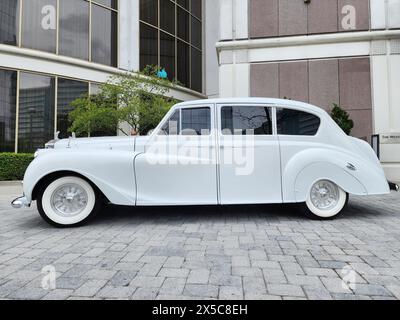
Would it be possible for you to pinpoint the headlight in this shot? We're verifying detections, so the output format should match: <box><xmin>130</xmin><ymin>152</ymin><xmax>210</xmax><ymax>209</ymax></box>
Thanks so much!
<box><xmin>34</xmin><ymin>150</ymin><xmax>40</xmax><ymax>158</ymax></box>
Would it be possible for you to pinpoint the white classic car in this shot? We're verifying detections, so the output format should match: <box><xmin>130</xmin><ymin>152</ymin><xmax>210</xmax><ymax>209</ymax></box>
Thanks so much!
<box><xmin>12</xmin><ymin>98</ymin><xmax>398</xmax><ymax>227</ymax></box>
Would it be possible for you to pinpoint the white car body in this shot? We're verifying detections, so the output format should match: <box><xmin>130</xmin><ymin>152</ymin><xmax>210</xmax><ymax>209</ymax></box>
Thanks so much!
<box><xmin>13</xmin><ymin>98</ymin><xmax>394</xmax><ymax>224</ymax></box>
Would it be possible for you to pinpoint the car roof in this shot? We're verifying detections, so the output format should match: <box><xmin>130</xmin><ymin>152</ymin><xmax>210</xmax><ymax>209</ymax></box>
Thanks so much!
<box><xmin>175</xmin><ymin>98</ymin><xmax>327</xmax><ymax>116</ymax></box>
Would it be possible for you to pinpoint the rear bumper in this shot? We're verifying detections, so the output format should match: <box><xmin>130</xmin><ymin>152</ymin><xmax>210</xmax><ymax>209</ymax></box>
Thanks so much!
<box><xmin>388</xmin><ymin>181</ymin><xmax>399</xmax><ymax>192</ymax></box>
<box><xmin>11</xmin><ymin>196</ymin><xmax>31</xmax><ymax>209</ymax></box>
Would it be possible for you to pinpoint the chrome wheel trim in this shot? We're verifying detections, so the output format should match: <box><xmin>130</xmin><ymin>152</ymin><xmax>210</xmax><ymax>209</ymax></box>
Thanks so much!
<box><xmin>50</xmin><ymin>183</ymin><xmax>88</xmax><ymax>217</ymax></box>
<box><xmin>310</xmin><ymin>180</ymin><xmax>340</xmax><ymax>211</ymax></box>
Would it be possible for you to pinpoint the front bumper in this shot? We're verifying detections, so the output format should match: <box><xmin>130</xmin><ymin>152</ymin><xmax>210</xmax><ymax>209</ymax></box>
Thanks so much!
<box><xmin>388</xmin><ymin>181</ymin><xmax>399</xmax><ymax>192</ymax></box>
<box><xmin>11</xmin><ymin>196</ymin><xmax>31</xmax><ymax>209</ymax></box>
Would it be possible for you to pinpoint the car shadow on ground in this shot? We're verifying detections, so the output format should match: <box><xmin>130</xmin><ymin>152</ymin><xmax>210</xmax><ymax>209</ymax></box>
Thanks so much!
<box><xmin>16</xmin><ymin>196</ymin><xmax>395</xmax><ymax>229</ymax></box>
<box><xmin>97</xmin><ymin>203</ymin><xmax>303</xmax><ymax>222</ymax></box>
<box><xmin>90</xmin><ymin>199</ymin><xmax>383</xmax><ymax>226</ymax></box>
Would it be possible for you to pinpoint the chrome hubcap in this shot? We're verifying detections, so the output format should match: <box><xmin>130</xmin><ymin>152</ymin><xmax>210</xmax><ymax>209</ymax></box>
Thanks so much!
<box><xmin>51</xmin><ymin>183</ymin><xmax>88</xmax><ymax>217</ymax></box>
<box><xmin>310</xmin><ymin>181</ymin><xmax>340</xmax><ymax>210</ymax></box>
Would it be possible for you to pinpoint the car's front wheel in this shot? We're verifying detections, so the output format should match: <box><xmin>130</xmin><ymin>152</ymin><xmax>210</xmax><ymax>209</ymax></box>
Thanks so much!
<box><xmin>302</xmin><ymin>180</ymin><xmax>348</xmax><ymax>220</ymax></box>
<box><xmin>37</xmin><ymin>176</ymin><xmax>101</xmax><ymax>227</ymax></box>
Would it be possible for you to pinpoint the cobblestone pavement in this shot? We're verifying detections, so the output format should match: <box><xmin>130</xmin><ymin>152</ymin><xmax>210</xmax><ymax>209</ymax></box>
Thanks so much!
<box><xmin>1</xmin><ymin>183</ymin><xmax>400</xmax><ymax>300</ymax></box>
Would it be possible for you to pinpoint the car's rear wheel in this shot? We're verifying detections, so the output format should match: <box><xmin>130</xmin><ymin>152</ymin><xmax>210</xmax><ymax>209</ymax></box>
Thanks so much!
<box><xmin>302</xmin><ymin>180</ymin><xmax>348</xmax><ymax>220</ymax></box>
<box><xmin>37</xmin><ymin>176</ymin><xmax>101</xmax><ymax>227</ymax></box>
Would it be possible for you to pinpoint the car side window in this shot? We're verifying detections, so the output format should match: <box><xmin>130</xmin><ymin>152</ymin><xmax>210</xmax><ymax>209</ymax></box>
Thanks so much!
<box><xmin>159</xmin><ymin>110</ymin><xmax>180</xmax><ymax>135</ymax></box>
<box><xmin>277</xmin><ymin>108</ymin><xmax>321</xmax><ymax>136</ymax></box>
<box><xmin>221</xmin><ymin>106</ymin><xmax>273</xmax><ymax>135</ymax></box>
<box><xmin>181</xmin><ymin>108</ymin><xmax>211</xmax><ymax>136</ymax></box>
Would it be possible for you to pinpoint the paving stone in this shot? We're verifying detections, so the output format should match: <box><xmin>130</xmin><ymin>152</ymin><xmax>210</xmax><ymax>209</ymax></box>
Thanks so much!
<box><xmin>262</xmin><ymin>268</ymin><xmax>287</xmax><ymax>284</ymax></box>
<box><xmin>74</xmin><ymin>280</ymin><xmax>107</xmax><ymax>297</ymax></box>
<box><xmin>8</xmin><ymin>287</ymin><xmax>48</xmax><ymax>300</ymax></box>
<box><xmin>267</xmin><ymin>284</ymin><xmax>305</xmax><ymax>297</ymax></box>
<box><xmin>219</xmin><ymin>286</ymin><xmax>243</xmax><ymax>300</ymax></box>
<box><xmin>96</xmin><ymin>285</ymin><xmax>136</xmax><ymax>299</ymax></box>
<box><xmin>83</xmin><ymin>269</ymin><xmax>117</xmax><ymax>280</ymax></box>
<box><xmin>303</xmin><ymin>286</ymin><xmax>333</xmax><ymax>300</ymax></box>
<box><xmin>352</xmin><ymin>284</ymin><xmax>393</xmax><ymax>297</ymax></box>
<box><xmin>110</xmin><ymin>270</ymin><xmax>137</xmax><ymax>287</ymax></box>
<box><xmin>158</xmin><ymin>268</ymin><xmax>189</xmax><ymax>278</ymax></box>
<box><xmin>55</xmin><ymin>277</ymin><xmax>87</xmax><ymax>290</ymax></box>
<box><xmin>183</xmin><ymin>284</ymin><xmax>218</xmax><ymax>298</ymax></box>
<box><xmin>320</xmin><ymin>277</ymin><xmax>352</xmax><ymax>294</ymax></box>
<box><xmin>132</xmin><ymin>287</ymin><xmax>158</xmax><ymax>300</ymax></box>
<box><xmin>42</xmin><ymin>289</ymin><xmax>74</xmax><ymax>300</ymax></box>
<box><xmin>130</xmin><ymin>276</ymin><xmax>165</xmax><ymax>288</ymax></box>
<box><xmin>187</xmin><ymin>269</ymin><xmax>210</xmax><ymax>284</ymax></box>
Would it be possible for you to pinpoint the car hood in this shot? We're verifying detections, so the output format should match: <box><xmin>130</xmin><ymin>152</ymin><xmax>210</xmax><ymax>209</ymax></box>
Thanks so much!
<box><xmin>53</xmin><ymin>136</ymin><xmax>136</xmax><ymax>151</ymax></box>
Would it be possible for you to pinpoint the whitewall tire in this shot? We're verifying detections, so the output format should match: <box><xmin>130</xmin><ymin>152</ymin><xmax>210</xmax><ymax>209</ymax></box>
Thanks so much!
<box><xmin>37</xmin><ymin>176</ymin><xmax>101</xmax><ymax>227</ymax></box>
<box><xmin>303</xmin><ymin>180</ymin><xmax>348</xmax><ymax>220</ymax></box>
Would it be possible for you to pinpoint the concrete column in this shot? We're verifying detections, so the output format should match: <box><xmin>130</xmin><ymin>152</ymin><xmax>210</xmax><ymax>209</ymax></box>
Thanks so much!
<box><xmin>119</xmin><ymin>0</ymin><xmax>140</xmax><ymax>72</ymax></box>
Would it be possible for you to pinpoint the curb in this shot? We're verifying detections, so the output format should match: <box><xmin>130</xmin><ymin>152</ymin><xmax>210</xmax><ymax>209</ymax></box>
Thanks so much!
<box><xmin>0</xmin><ymin>181</ymin><xmax>22</xmax><ymax>187</ymax></box>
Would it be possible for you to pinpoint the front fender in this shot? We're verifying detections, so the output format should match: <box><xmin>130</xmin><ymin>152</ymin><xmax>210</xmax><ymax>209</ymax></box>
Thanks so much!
<box><xmin>283</xmin><ymin>148</ymin><xmax>390</xmax><ymax>202</ymax></box>
<box><xmin>23</xmin><ymin>150</ymin><xmax>138</xmax><ymax>206</ymax></box>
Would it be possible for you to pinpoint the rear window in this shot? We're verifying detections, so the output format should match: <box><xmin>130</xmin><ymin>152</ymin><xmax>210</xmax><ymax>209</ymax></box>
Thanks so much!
<box><xmin>277</xmin><ymin>108</ymin><xmax>321</xmax><ymax>136</ymax></box>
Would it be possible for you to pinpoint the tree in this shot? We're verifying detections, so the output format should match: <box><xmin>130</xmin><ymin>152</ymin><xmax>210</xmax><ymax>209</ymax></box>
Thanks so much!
<box><xmin>330</xmin><ymin>103</ymin><xmax>354</xmax><ymax>135</ymax></box>
<box><xmin>68</xmin><ymin>66</ymin><xmax>178</xmax><ymax>137</ymax></box>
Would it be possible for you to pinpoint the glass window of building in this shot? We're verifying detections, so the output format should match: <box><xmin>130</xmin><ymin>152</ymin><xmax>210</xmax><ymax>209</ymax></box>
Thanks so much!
<box><xmin>59</xmin><ymin>0</ymin><xmax>90</xmax><ymax>60</ymax></box>
<box><xmin>160</xmin><ymin>0</ymin><xmax>175</xmax><ymax>35</ymax></box>
<box><xmin>160</xmin><ymin>32</ymin><xmax>175</xmax><ymax>81</ymax></box>
<box><xmin>140</xmin><ymin>23</ymin><xmax>159</xmax><ymax>71</ymax></box>
<box><xmin>177</xmin><ymin>6</ymin><xmax>189</xmax><ymax>42</ymax></box>
<box><xmin>140</xmin><ymin>0</ymin><xmax>158</xmax><ymax>26</ymax></box>
<box><xmin>140</xmin><ymin>0</ymin><xmax>203</xmax><ymax>93</ymax></box>
<box><xmin>0</xmin><ymin>69</ymin><xmax>17</xmax><ymax>152</ymax></box>
<box><xmin>22</xmin><ymin>0</ymin><xmax>57</xmax><ymax>53</ymax></box>
<box><xmin>18</xmin><ymin>73</ymin><xmax>55</xmax><ymax>153</ymax></box>
<box><xmin>57</xmin><ymin>78</ymin><xmax>89</xmax><ymax>139</ymax></box>
<box><xmin>91</xmin><ymin>3</ymin><xmax>118</xmax><ymax>67</ymax></box>
<box><xmin>177</xmin><ymin>0</ymin><xmax>189</xmax><ymax>10</ymax></box>
<box><xmin>0</xmin><ymin>0</ymin><xmax>20</xmax><ymax>46</ymax></box>
<box><xmin>1</xmin><ymin>0</ymin><xmax>118</xmax><ymax>66</ymax></box>
<box><xmin>93</xmin><ymin>0</ymin><xmax>118</xmax><ymax>10</ymax></box>
<box><xmin>177</xmin><ymin>40</ymin><xmax>190</xmax><ymax>87</ymax></box>
<box><xmin>191</xmin><ymin>47</ymin><xmax>202</xmax><ymax>93</ymax></box>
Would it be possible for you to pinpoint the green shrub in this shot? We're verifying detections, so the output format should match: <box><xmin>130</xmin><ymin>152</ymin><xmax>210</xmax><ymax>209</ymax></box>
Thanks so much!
<box><xmin>331</xmin><ymin>103</ymin><xmax>354</xmax><ymax>135</ymax></box>
<box><xmin>0</xmin><ymin>153</ymin><xmax>34</xmax><ymax>181</ymax></box>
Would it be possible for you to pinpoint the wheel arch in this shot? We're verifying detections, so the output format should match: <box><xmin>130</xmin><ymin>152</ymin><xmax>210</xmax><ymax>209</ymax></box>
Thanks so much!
<box><xmin>31</xmin><ymin>171</ymin><xmax>109</xmax><ymax>203</ymax></box>
<box><xmin>293</xmin><ymin>162</ymin><xmax>367</xmax><ymax>202</ymax></box>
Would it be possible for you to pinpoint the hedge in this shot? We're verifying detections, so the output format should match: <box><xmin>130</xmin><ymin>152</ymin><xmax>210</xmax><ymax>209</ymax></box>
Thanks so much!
<box><xmin>0</xmin><ymin>153</ymin><xmax>34</xmax><ymax>181</ymax></box>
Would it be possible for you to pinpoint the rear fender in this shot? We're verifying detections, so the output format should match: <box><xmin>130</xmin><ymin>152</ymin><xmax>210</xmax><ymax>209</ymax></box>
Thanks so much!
<box><xmin>282</xmin><ymin>148</ymin><xmax>389</xmax><ymax>203</ymax></box>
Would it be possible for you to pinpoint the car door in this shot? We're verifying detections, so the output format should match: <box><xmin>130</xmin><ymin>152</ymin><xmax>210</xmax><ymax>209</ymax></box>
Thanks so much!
<box><xmin>135</xmin><ymin>105</ymin><xmax>218</xmax><ymax>206</ymax></box>
<box><xmin>217</xmin><ymin>104</ymin><xmax>282</xmax><ymax>204</ymax></box>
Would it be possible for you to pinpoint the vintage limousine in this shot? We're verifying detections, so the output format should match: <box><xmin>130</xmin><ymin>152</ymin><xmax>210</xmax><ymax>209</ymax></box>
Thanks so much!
<box><xmin>12</xmin><ymin>98</ymin><xmax>398</xmax><ymax>227</ymax></box>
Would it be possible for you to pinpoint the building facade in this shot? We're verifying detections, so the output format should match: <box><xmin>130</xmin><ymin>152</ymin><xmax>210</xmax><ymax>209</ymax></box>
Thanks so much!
<box><xmin>214</xmin><ymin>0</ymin><xmax>400</xmax><ymax>181</ymax></box>
<box><xmin>1</xmin><ymin>0</ymin><xmax>400</xmax><ymax>181</ymax></box>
